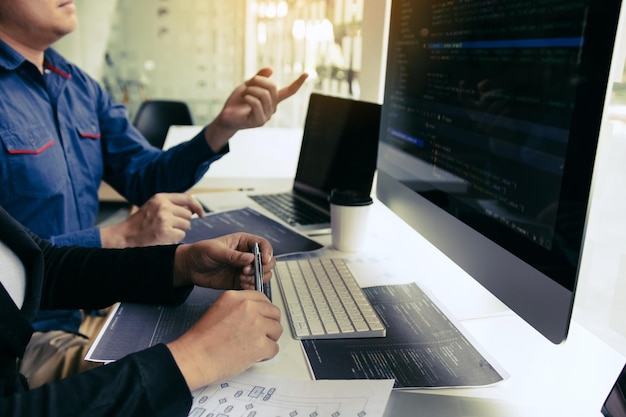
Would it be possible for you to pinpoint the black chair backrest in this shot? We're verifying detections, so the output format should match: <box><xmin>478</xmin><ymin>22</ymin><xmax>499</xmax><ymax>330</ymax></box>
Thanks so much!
<box><xmin>133</xmin><ymin>100</ymin><xmax>193</xmax><ymax>149</ymax></box>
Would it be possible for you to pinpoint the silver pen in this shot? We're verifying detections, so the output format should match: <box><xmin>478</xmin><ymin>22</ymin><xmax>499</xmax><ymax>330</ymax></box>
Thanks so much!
<box><xmin>253</xmin><ymin>242</ymin><xmax>263</xmax><ymax>292</ymax></box>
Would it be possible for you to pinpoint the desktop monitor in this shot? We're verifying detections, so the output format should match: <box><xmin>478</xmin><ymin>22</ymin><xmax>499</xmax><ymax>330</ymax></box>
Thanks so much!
<box><xmin>376</xmin><ymin>0</ymin><xmax>622</xmax><ymax>344</ymax></box>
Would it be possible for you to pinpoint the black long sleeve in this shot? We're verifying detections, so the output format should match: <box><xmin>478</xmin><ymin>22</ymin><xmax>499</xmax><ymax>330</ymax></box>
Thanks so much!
<box><xmin>1</xmin><ymin>344</ymin><xmax>192</xmax><ymax>417</ymax></box>
<box><xmin>38</xmin><ymin>236</ymin><xmax>192</xmax><ymax>310</ymax></box>
<box><xmin>0</xmin><ymin>206</ymin><xmax>193</xmax><ymax>416</ymax></box>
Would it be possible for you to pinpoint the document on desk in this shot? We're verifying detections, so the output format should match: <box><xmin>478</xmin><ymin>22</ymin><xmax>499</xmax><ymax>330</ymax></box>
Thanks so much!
<box><xmin>182</xmin><ymin>206</ymin><xmax>323</xmax><ymax>255</ymax></box>
<box><xmin>301</xmin><ymin>282</ymin><xmax>509</xmax><ymax>389</ymax></box>
<box><xmin>86</xmin><ymin>286</ymin><xmax>224</xmax><ymax>363</ymax></box>
<box><xmin>188</xmin><ymin>373</ymin><xmax>394</xmax><ymax>417</ymax></box>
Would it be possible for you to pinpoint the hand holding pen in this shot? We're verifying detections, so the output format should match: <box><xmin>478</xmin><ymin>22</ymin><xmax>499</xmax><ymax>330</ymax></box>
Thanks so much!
<box><xmin>172</xmin><ymin>233</ymin><xmax>274</xmax><ymax>292</ymax></box>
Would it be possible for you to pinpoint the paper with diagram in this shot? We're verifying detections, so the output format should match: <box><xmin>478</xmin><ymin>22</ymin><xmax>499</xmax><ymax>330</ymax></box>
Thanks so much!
<box><xmin>188</xmin><ymin>373</ymin><xmax>394</xmax><ymax>417</ymax></box>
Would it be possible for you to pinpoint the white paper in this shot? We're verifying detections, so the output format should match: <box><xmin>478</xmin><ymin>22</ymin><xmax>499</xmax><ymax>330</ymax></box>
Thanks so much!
<box><xmin>188</xmin><ymin>373</ymin><xmax>394</xmax><ymax>417</ymax></box>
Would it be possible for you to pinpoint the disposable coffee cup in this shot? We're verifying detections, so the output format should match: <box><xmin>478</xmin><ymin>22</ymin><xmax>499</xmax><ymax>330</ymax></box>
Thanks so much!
<box><xmin>328</xmin><ymin>189</ymin><xmax>373</xmax><ymax>252</ymax></box>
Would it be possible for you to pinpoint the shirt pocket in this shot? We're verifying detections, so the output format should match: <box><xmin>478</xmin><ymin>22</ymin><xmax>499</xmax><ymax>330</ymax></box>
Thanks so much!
<box><xmin>74</xmin><ymin>120</ymin><xmax>104</xmax><ymax>178</ymax></box>
<box><xmin>0</xmin><ymin>125</ymin><xmax>70</xmax><ymax>198</ymax></box>
<box><xmin>76</xmin><ymin>122</ymin><xmax>101</xmax><ymax>141</ymax></box>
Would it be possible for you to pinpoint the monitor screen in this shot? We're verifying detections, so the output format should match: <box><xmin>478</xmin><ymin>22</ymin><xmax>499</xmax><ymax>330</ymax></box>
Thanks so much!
<box><xmin>376</xmin><ymin>0</ymin><xmax>622</xmax><ymax>343</ymax></box>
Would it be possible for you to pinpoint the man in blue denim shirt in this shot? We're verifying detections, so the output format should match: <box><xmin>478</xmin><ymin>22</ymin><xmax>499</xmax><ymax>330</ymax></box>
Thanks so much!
<box><xmin>0</xmin><ymin>0</ymin><xmax>307</xmax><ymax>387</ymax></box>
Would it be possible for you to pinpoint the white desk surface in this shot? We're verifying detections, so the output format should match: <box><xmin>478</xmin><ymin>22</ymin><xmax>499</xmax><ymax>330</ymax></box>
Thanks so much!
<box><xmin>171</xmin><ymin>124</ymin><xmax>626</xmax><ymax>416</ymax></box>
<box><xmin>164</xmin><ymin>125</ymin><xmax>303</xmax><ymax>193</ymax></box>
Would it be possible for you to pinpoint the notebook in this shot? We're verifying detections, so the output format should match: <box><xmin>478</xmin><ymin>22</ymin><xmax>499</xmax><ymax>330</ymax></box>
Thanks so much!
<box><xmin>195</xmin><ymin>93</ymin><xmax>381</xmax><ymax>235</ymax></box>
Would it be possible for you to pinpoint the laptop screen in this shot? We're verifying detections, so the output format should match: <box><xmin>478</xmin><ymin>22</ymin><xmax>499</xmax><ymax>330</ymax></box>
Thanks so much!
<box><xmin>293</xmin><ymin>93</ymin><xmax>381</xmax><ymax>205</ymax></box>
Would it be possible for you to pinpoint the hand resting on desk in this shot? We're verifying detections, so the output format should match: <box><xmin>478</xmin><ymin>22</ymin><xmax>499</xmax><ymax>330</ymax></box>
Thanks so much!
<box><xmin>100</xmin><ymin>192</ymin><xmax>205</xmax><ymax>248</ymax></box>
<box><xmin>168</xmin><ymin>232</ymin><xmax>281</xmax><ymax>391</ymax></box>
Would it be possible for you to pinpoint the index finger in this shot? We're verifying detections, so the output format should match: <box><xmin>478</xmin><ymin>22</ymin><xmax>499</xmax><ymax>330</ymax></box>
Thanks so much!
<box><xmin>189</xmin><ymin>195</ymin><xmax>206</xmax><ymax>217</ymax></box>
<box><xmin>257</xmin><ymin>239</ymin><xmax>274</xmax><ymax>264</ymax></box>
<box><xmin>241</xmin><ymin>234</ymin><xmax>274</xmax><ymax>263</ymax></box>
<box><xmin>164</xmin><ymin>193</ymin><xmax>206</xmax><ymax>217</ymax></box>
<box><xmin>277</xmin><ymin>73</ymin><xmax>308</xmax><ymax>103</ymax></box>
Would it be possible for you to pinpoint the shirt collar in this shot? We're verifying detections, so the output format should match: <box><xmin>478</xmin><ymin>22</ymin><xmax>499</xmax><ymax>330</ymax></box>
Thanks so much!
<box><xmin>0</xmin><ymin>38</ymin><xmax>71</xmax><ymax>77</ymax></box>
<box><xmin>0</xmin><ymin>38</ymin><xmax>27</xmax><ymax>71</ymax></box>
<box><xmin>43</xmin><ymin>47</ymin><xmax>72</xmax><ymax>78</ymax></box>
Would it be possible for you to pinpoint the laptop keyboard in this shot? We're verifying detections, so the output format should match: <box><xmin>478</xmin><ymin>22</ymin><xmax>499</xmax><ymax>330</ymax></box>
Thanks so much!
<box><xmin>275</xmin><ymin>258</ymin><xmax>386</xmax><ymax>339</ymax></box>
<box><xmin>249</xmin><ymin>193</ymin><xmax>329</xmax><ymax>226</ymax></box>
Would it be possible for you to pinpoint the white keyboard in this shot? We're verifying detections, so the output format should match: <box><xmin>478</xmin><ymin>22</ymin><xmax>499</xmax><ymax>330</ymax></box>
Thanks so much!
<box><xmin>275</xmin><ymin>258</ymin><xmax>386</xmax><ymax>339</ymax></box>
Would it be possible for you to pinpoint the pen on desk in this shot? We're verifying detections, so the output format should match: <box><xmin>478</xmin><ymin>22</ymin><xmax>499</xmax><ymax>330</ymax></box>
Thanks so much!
<box><xmin>191</xmin><ymin>187</ymin><xmax>255</xmax><ymax>193</ymax></box>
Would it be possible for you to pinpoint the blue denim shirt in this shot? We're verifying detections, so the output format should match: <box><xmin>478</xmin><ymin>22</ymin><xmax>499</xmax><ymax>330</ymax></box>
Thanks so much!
<box><xmin>0</xmin><ymin>41</ymin><xmax>228</xmax><ymax>332</ymax></box>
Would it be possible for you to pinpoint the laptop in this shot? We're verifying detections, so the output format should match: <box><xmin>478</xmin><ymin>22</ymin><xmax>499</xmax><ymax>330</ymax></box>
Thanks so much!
<box><xmin>195</xmin><ymin>93</ymin><xmax>381</xmax><ymax>235</ymax></box>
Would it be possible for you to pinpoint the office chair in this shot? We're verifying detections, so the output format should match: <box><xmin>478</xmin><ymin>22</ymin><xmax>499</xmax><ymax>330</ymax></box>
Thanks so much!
<box><xmin>132</xmin><ymin>100</ymin><xmax>194</xmax><ymax>149</ymax></box>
